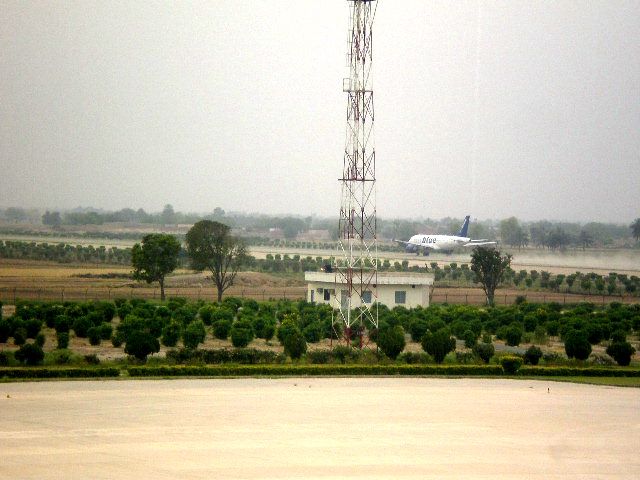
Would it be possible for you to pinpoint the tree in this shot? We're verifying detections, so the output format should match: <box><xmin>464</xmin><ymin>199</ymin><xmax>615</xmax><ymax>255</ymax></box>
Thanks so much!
<box><xmin>124</xmin><ymin>330</ymin><xmax>160</xmax><ymax>361</ymax></box>
<box><xmin>523</xmin><ymin>345</ymin><xmax>543</xmax><ymax>365</ymax></box>
<box><xmin>283</xmin><ymin>329</ymin><xmax>307</xmax><ymax>360</ymax></box>
<box><xmin>185</xmin><ymin>220</ymin><xmax>248</xmax><ymax>302</ymax></box>
<box><xmin>564</xmin><ymin>330</ymin><xmax>591</xmax><ymax>360</ymax></box>
<box><xmin>473</xmin><ymin>342</ymin><xmax>495</xmax><ymax>363</ymax></box>
<box><xmin>421</xmin><ymin>329</ymin><xmax>456</xmax><ymax>364</ymax></box>
<box><xmin>42</xmin><ymin>210</ymin><xmax>62</xmax><ymax>227</ymax></box>
<box><xmin>631</xmin><ymin>218</ymin><xmax>640</xmax><ymax>242</ymax></box>
<box><xmin>161</xmin><ymin>204</ymin><xmax>177</xmax><ymax>226</ymax></box>
<box><xmin>470</xmin><ymin>248</ymin><xmax>512</xmax><ymax>306</ymax></box>
<box><xmin>606</xmin><ymin>342</ymin><xmax>636</xmax><ymax>366</ymax></box>
<box><xmin>183</xmin><ymin>320</ymin><xmax>206</xmax><ymax>349</ymax></box>
<box><xmin>377</xmin><ymin>325</ymin><xmax>406</xmax><ymax>360</ymax></box>
<box><xmin>131</xmin><ymin>234</ymin><xmax>181</xmax><ymax>301</ymax></box>
<box><xmin>15</xmin><ymin>342</ymin><xmax>44</xmax><ymax>365</ymax></box>
<box><xmin>499</xmin><ymin>217</ymin><xmax>524</xmax><ymax>247</ymax></box>
<box><xmin>578</xmin><ymin>230</ymin><xmax>594</xmax><ymax>251</ymax></box>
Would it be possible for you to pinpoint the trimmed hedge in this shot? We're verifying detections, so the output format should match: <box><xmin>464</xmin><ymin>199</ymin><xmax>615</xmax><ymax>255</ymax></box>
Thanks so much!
<box><xmin>0</xmin><ymin>367</ymin><xmax>120</xmax><ymax>379</ymax></box>
<box><xmin>128</xmin><ymin>364</ymin><xmax>505</xmax><ymax>377</ymax></box>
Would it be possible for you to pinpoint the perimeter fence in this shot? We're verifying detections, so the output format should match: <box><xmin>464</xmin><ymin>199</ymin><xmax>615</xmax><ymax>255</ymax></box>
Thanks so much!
<box><xmin>0</xmin><ymin>285</ymin><xmax>637</xmax><ymax>306</ymax></box>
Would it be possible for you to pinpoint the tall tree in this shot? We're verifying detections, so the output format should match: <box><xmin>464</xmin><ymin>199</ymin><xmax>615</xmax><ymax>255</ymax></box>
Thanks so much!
<box><xmin>185</xmin><ymin>220</ymin><xmax>247</xmax><ymax>302</ymax></box>
<box><xmin>131</xmin><ymin>234</ymin><xmax>181</xmax><ymax>301</ymax></box>
<box><xmin>631</xmin><ymin>218</ymin><xmax>640</xmax><ymax>242</ymax></box>
<box><xmin>161</xmin><ymin>204</ymin><xmax>177</xmax><ymax>226</ymax></box>
<box><xmin>470</xmin><ymin>248</ymin><xmax>512</xmax><ymax>306</ymax></box>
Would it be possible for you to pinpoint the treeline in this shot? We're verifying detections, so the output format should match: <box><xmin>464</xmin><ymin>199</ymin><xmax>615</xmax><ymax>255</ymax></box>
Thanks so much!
<box><xmin>2</xmin><ymin>240</ymin><xmax>639</xmax><ymax>297</ymax></box>
<box><xmin>499</xmin><ymin>217</ymin><xmax>638</xmax><ymax>249</ymax></box>
<box><xmin>0</xmin><ymin>298</ymin><xmax>637</xmax><ymax>368</ymax></box>
<box><xmin>3</xmin><ymin>205</ymin><xmax>638</xmax><ymax>246</ymax></box>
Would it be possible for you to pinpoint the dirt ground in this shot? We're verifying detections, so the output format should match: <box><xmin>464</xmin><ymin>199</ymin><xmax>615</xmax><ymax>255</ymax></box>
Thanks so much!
<box><xmin>1</xmin><ymin>378</ymin><xmax>638</xmax><ymax>479</ymax></box>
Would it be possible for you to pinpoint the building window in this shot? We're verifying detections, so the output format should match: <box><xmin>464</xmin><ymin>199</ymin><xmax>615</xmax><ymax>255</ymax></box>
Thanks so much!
<box><xmin>362</xmin><ymin>290</ymin><xmax>372</xmax><ymax>304</ymax></box>
<box><xmin>395</xmin><ymin>290</ymin><xmax>406</xmax><ymax>304</ymax></box>
<box><xmin>311</xmin><ymin>290</ymin><xmax>315</xmax><ymax>303</ymax></box>
<box><xmin>324</xmin><ymin>289</ymin><xmax>331</xmax><ymax>301</ymax></box>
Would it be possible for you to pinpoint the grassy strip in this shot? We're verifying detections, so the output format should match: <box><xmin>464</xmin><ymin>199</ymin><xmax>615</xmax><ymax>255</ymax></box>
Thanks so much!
<box><xmin>521</xmin><ymin>376</ymin><xmax>640</xmax><ymax>388</ymax></box>
<box><xmin>520</xmin><ymin>366</ymin><xmax>640</xmax><ymax>377</ymax></box>
<box><xmin>0</xmin><ymin>367</ymin><xmax>120</xmax><ymax>379</ymax></box>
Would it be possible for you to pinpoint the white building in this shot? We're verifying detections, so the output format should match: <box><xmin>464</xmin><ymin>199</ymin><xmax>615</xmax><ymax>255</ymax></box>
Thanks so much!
<box><xmin>304</xmin><ymin>271</ymin><xmax>435</xmax><ymax>309</ymax></box>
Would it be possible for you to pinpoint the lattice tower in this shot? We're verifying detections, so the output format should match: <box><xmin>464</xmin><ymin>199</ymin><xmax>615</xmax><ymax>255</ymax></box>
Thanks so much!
<box><xmin>334</xmin><ymin>0</ymin><xmax>379</xmax><ymax>342</ymax></box>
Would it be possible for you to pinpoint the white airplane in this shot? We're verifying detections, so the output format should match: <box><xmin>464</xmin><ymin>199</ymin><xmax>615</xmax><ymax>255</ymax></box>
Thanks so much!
<box><xmin>394</xmin><ymin>216</ymin><xmax>497</xmax><ymax>256</ymax></box>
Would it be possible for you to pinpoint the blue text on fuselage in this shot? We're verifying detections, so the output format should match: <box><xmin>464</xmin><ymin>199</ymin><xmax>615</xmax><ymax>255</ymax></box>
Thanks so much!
<box><xmin>421</xmin><ymin>236</ymin><xmax>436</xmax><ymax>244</ymax></box>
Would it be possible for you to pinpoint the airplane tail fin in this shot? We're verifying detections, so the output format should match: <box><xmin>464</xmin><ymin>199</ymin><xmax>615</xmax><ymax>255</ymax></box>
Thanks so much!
<box><xmin>457</xmin><ymin>216</ymin><xmax>470</xmax><ymax>237</ymax></box>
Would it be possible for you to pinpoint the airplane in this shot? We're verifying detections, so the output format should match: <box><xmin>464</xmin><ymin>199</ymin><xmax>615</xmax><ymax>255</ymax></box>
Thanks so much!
<box><xmin>394</xmin><ymin>216</ymin><xmax>497</xmax><ymax>256</ymax></box>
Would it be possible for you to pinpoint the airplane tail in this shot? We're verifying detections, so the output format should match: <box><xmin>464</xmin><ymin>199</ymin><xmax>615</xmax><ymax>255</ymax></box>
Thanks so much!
<box><xmin>457</xmin><ymin>216</ymin><xmax>470</xmax><ymax>237</ymax></box>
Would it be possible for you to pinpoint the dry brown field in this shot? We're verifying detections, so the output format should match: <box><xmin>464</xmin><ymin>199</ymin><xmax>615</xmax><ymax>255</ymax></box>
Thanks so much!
<box><xmin>1</xmin><ymin>258</ymin><xmax>638</xmax><ymax>305</ymax></box>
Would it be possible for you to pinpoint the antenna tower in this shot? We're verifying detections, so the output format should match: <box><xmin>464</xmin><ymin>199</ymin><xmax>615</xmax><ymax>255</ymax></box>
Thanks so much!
<box><xmin>334</xmin><ymin>0</ymin><xmax>378</xmax><ymax>344</ymax></box>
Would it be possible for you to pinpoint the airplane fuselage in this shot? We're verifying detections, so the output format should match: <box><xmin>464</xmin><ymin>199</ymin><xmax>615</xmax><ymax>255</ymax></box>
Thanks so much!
<box><xmin>407</xmin><ymin>234</ymin><xmax>471</xmax><ymax>252</ymax></box>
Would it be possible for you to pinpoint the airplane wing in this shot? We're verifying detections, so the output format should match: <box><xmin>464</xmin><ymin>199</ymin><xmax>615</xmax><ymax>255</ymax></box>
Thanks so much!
<box><xmin>392</xmin><ymin>239</ymin><xmax>411</xmax><ymax>246</ymax></box>
<box><xmin>463</xmin><ymin>241</ymin><xmax>497</xmax><ymax>247</ymax></box>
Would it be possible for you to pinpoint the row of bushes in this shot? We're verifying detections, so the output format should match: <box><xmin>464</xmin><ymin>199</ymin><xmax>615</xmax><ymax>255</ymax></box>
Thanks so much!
<box><xmin>0</xmin><ymin>367</ymin><xmax>119</xmax><ymax>379</ymax></box>
<box><xmin>126</xmin><ymin>364</ymin><xmax>640</xmax><ymax>377</ymax></box>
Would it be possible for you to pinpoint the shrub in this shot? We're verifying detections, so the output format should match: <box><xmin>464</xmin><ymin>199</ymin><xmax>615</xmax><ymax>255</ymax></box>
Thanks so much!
<box><xmin>111</xmin><ymin>331</ymin><xmax>124</xmax><ymax>348</ymax></box>
<box><xmin>523</xmin><ymin>345</ymin><xmax>543</xmax><ymax>365</ymax></box>
<box><xmin>504</xmin><ymin>325</ymin><xmax>523</xmax><ymax>347</ymax></box>
<box><xmin>283</xmin><ymin>330</ymin><xmax>307</xmax><ymax>360</ymax></box>
<box><xmin>25</xmin><ymin>319</ymin><xmax>42</xmax><ymax>339</ymax></box>
<box><xmin>54</xmin><ymin>314</ymin><xmax>71</xmax><ymax>333</ymax></box>
<box><xmin>212</xmin><ymin>319</ymin><xmax>232</xmax><ymax>340</ymax></box>
<box><xmin>377</xmin><ymin>325</ymin><xmax>406</xmax><ymax>360</ymax></box>
<box><xmin>57</xmin><ymin>332</ymin><xmax>69</xmax><ymax>349</ymax></box>
<box><xmin>397</xmin><ymin>352</ymin><xmax>433</xmax><ymax>364</ymax></box>
<box><xmin>15</xmin><ymin>342</ymin><xmax>45</xmax><ymax>366</ymax></box>
<box><xmin>84</xmin><ymin>353</ymin><xmax>100</xmax><ymax>365</ymax></box>
<box><xmin>421</xmin><ymin>329</ymin><xmax>456</xmax><ymax>364</ymax></box>
<box><xmin>410</xmin><ymin>319</ymin><xmax>429</xmax><ymax>343</ymax></box>
<box><xmin>13</xmin><ymin>327</ymin><xmax>27</xmax><ymax>346</ymax></box>
<box><xmin>0</xmin><ymin>320</ymin><xmax>10</xmax><ymax>343</ymax></box>
<box><xmin>332</xmin><ymin>345</ymin><xmax>361</xmax><ymax>364</ymax></box>
<box><xmin>610</xmin><ymin>330</ymin><xmax>627</xmax><ymax>343</ymax></box>
<box><xmin>606</xmin><ymin>342</ymin><xmax>636</xmax><ymax>366</ymax></box>
<box><xmin>481</xmin><ymin>332</ymin><xmax>492</xmax><ymax>344</ymax></box>
<box><xmin>198</xmin><ymin>305</ymin><xmax>216</xmax><ymax>325</ymax></box>
<box><xmin>472</xmin><ymin>342</ymin><xmax>495</xmax><ymax>364</ymax></box>
<box><xmin>564</xmin><ymin>330</ymin><xmax>592</xmax><ymax>360</ymax></box>
<box><xmin>277</xmin><ymin>315</ymin><xmax>300</xmax><ymax>345</ymax></box>
<box><xmin>72</xmin><ymin>316</ymin><xmax>92</xmax><ymax>338</ymax></box>
<box><xmin>302</xmin><ymin>321</ymin><xmax>324</xmax><ymax>343</ymax></box>
<box><xmin>35</xmin><ymin>332</ymin><xmax>46</xmax><ymax>348</ymax></box>
<box><xmin>124</xmin><ymin>330</ymin><xmax>160</xmax><ymax>361</ymax></box>
<box><xmin>230</xmin><ymin>320</ymin><xmax>254</xmax><ymax>348</ymax></box>
<box><xmin>161</xmin><ymin>321</ymin><xmax>182</xmax><ymax>347</ymax></box>
<box><xmin>306</xmin><ymin>349</ymin><xmax>333</xmax><ymax>364</ymax></box>
<box><xmin>87</xmin><ymin>327</ymin><xmax>101</xmax><ymax>346</ymax></box>
<box><xmin>462</xmin><ymin>329</ymin><xmax>477</xmax><ymax>349</ymax></box>
<box><xmin>500</xmin><ymin>355</ymin><xmax>523</xmax><ymax>374</ymax></box>
<box><xmin>183</xmin><ymin>320</ymin><xmax>207</xmax><ymax>350</ymax></box>
<box><xmin>98</xmin><ymin>322</ymin><xmax>113</xmax><ymax>340</ymax></box>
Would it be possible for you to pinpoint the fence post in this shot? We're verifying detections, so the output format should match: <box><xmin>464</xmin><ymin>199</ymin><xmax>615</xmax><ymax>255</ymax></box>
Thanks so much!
<box><xmin>61</xmin><ymin>288</ymin><xmax>65</xmax><ymax>302</ymax></box>
<box><xmin>108</xmin><ymin>287</ymin><xmax>111</xmax><ymax>300</ymax></box>
<box><xmin>504</xmin><ymin>294</ymin><xmax>507</xmax><ymax>305</ymax></box>
<box><xmin>130</xmin><ymin>287</ymin><xmax>133</xmax><ymax>299</ymax></box>
<box><xmin>262</xmin><ymin>290</ymin><xmax>265</xmax><ymax>301</ymax></box>
<box><xmin>445</xmin><ymin>293</ymin><xmax>448</xmax><ymax>303</ymax></box>
<box><xmin>465</xmin><ymin>294</ymin><xmax>468</xmax><ymax>305</ymax></box>
<box><xmin>13</xmin><ymin>287</ymin><xmax>17</xmax><ymax>304</ymax></box>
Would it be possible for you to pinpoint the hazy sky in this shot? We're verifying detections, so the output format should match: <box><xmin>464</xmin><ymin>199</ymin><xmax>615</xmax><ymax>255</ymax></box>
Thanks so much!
<box><xmin>1</xmin><ymin>1</ymin><xmax>639</xmax><ymax>223</ymax></box>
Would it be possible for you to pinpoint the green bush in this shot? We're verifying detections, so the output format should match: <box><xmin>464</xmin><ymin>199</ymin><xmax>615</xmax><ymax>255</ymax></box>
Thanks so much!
<box><xmin>500</xmin><ymin>355</ymin><xmax>523</xmax><ymax>374</ymax></box>
<box><xmin>25</xmin><ymin>319</ymin><xmax>42</xmax><ymax>339</ymax></box>
<box><xmin>283</xmin><ymin>330</ymin><xmax>307</xmax><ymax>360</ymax></box>
<box><xmin>198</xmin><ymin>305</ymin><xmax>216</xmax><ymax>325</ymax></box>
<box><xmin>13</xmin><ymin>327</ymin><xmax>27</xmax><ymax>346</ymax></box>
<box><xmin>99</xmin><ymin>322</ymin><xmax>113</xmax><ymax>340</ymax></box>
<box><xmin>397</xmin><ymin>352</ymin><xmax>433</xmax><ymax>364</ymax></box>
<box><xmin>72</xmin><ymin>316</ymin><xmax>92</xmax><ymax>338</ymax></box>
<box><xmin>84</xmin><ymin>354</ymin><xmax>100</xmax><ymax>365</ymax></box>
<box><xmin>213</xmin><ymin>319</ymin><xmax>232</xmax><ymax>340</ymax></box>
<box><xmin>610</xmin><ymin>329</ymin><xmax>627</xmax><ymax>343</ymax></box>
<box><xmin>15</xmin><ymin>343</ymin><xmax>45</xmax><ymax>366</ymax></box>
<box><xmin>230</xmin><ymin>320</ymin><xmax>254</xmax><ymax>348</ymax></box>
<box><xmin>564</xmin><ymin>330</ymin><xmax>592</xmax><ymax>360</ymax></box>
<box><xmin>35</xmin><ymin>332</ymin><xmax>46</xmax><ymax>348</ymax></box>
<box><xmin>111</xmin><ymin>331</ymin><xmax>124</xmax><ymax>348</ymax></box>
<box><xmin>302</xmin><ymin>321</ymin><xmax>324</xmax><ymax>343</ymax></box>
<box><xmin>57</xmin><ymin>332</ymin><xmax>69</xmax><ymax>349</ymax></box>
<box><xmin>54</xmin><ymin>314</ymin><xmax>71</xmax><ymax>333</ymax></box>
<box><xmin>87</xmin><ymin>326</ymin><xmax>102</xmax><ymax>346</ymax></box>
<box><xmin>0</xmin><ymin>320</ymin><xmax>10</xmax><ymax>343</ymax></box>
<box><xmin>0</xmin><ymin>367</ymin><xmax>120</xmax><ymax>379</ymax></box>
<box><xmin>606</xmin><ymin>342</ymin><xmax>636</xmax><ymax>366</ymax></box>
<box><xmin>377</xmin><ymin>325</ymin><xmax>406</xmax><ymax>360</ymax></box>
<box><xmin>183</xmin><ymin>320</ymin><xmax>206</xmax><ymax>349</ymax></box>
<box><xmin>421</xmin><ymin>329</ymin><xmax>456</xmax><ymax>364</ymax></box>
<box><xmin>523</xmin><ymin>345</ymin><xmax>543</xmax><ymax>365</ymax></box>
<box><xmin>124</xmin><ymin>330</ymin><xmax>160</xmax><ymax>361</ymax></box>
<box><xmin>161</xmin><ymin>321</ymin><xmax>182</xmax><ymax>347</ymax></box>
<box><xmin>505</xmin><ymin>325</ymin><xmax>523</xmax><ymax>347</ymax></box>
<box><xmin>472</xmin><ymin>342</ymin><xmax>495</xmax><ymax>364</ymax></box>
<box><xmin>462</xmin><ymin>329</ymin><xmax>477</xmax><ymax>349</ymax></box>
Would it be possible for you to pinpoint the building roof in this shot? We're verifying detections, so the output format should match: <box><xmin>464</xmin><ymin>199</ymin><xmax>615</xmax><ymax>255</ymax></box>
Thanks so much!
<box><xmin>304</xmin><ymin>271</ymin><xmax>434</xmax><ymax>286</ymax></box>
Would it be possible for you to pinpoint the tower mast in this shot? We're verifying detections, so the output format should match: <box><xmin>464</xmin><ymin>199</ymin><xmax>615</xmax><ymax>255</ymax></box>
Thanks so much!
<box><xmin>334</xmin><ymin>0</ymin><xmax>378</xmax><ymax>343</ymax></box>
